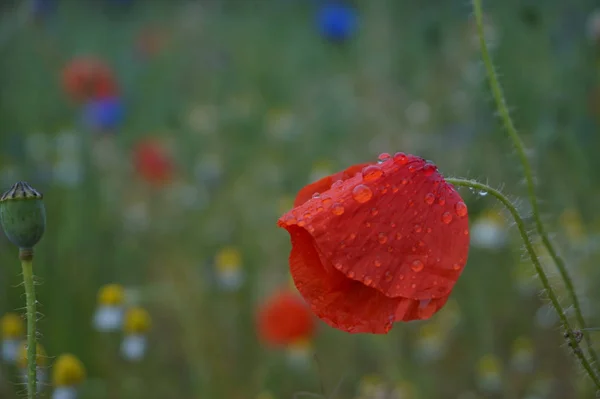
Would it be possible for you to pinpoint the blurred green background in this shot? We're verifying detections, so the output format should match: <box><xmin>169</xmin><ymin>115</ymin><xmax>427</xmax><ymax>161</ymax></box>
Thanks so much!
<box><xmin>1</xmin><ymin>0</ymin><xmax>600</xmax><ymax>398</ymax></box>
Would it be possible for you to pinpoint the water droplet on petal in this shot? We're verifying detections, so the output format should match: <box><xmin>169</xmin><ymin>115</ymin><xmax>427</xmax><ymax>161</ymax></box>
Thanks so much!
<box><xmin>378</xmin><ymin>153</ymin><xmax>391</xmax><ymax>163</ymax></box>
<box><xmin>414</xmin><ymin>224</ymin><xmax>422</xmax><ymax>233</ymax></box>
<box><xmin>347</xmin><ymin>271</ymin><xmax>355</xmax><ymax>278</ymax></box>
<box><xmin>332</xmin><ymin>203</ymin><xmax>345</xmax><ymax>215</ymax></box>
<box><xmin>453</xmin><ymin>263</ymin><xmax>461</xmax><ymax>270</ymax></box>
<box><xmin>411</xmin><ymin>283</ymin><xmax>416</xmax><ymax>289</ymax></box>
<box><xmin>392</xmin><ymin>185</ymin><xmax>399</xmax><ymax>193</ymax></box>
<box><xmin>285</xmin><ymin>216</ymin><xmax>297</xmax><ymax>225</ymax></box>
<box><xmin>426</xmin><ymin>227</ymin><xmax>432</xmax><ymax>233</ymax></box>
<box><xmin>307</xmin><ymin>225</ymin><xmax>315</xmax><ymax>233</ymax></box>
<box><xmin>312</xmin><ymin>192</ymin><xmax>320</xmax><ymax>199</ymax></box>
<box><xmin>399</xmin><ymin>274</ymin><xmax>405</xmax><ymax>280</ymax></box>
<box><xmin>387</xmin><ymin>246</ymin><xmax>394</xmax><ymax>253</ymax></box>
<box><xmin>297</xmin><ymin>219</ymin><xmax>306</xmax><ymax>227</ymax></box>
<box><xmin>442</xmin><ymin>212</ymin><xmax>452</xmax><ymax>224</ymax></box>
<box><xmin>316</xmin><ymin>206</ymin><xmax>324</xmax><ymax>212</ymax></box>
<box><xmin>322</xmin><ymin>197</ymin><xmax>332</xmax><ymax>206</ymax></box>
<box><xmin>352</xmin><ymin>184</ymin><xmax>373</xmax><ymax>203</ymax></box>
<box><xmin>378</xmin><ymin>233</ymin><xmax>388</xmax><ymax>244</ymax></box>
<box><xmin>371</xmin><ymin>208</ymin><xmax>379</xmax><ymax>216</ymax></box>
<box><xmin>455</xmin><ymin>201</ymin><xmax>468</xmax><ymax>217</ymax></box>
<box><xmin>464</xmin><ymin>229</ymin><xmax>469</xmax><ymax>235</ymax></box>
<box><xmin>395</xmin><ymin>232</ymin><xmax>403</xmax><ymax>240</ymax></box>
<box><xmin>408</xmin><ymin>164</ymin><xmax>418</xmax><ymax>173</ymax></box>
<box><xmin>393</xmin><ymin>152</ymin><xmax>408</xmax><ymax>165</ymax></box>
<box><xmin>390</xmin><ymin>222</ymin><xmax>396</xmax><ymax>228</ymax></box>
<box><xmin>303</xmin><ymin>212</ymin><xmax>311</xmax><ymax>219</ymax></box>
<box><xmin>401</xmin><ymin>178</ymin><xmax>409</xmax><ymax>185</ymax></box>
<box><xmin>364</xmin><ymin>276</ymin><xmax>373</xmax><ymax>286</ymax></box>
<box><xmin>348</xmin><ymin>233</ymin><xmax>356</xmax><ymax>240</ymax></box>
<box><xmin>424</xmin><ymin>192</ymin><xmax>435</xmax><ymax>205</ymax></box>
<box><xmin>374</xmin><ymin>260</ymin><xmax>382</xmax><ymax>267</ymax></box>
<box><xmin>365</xmin><ymin>222</ymin><xmax>371</xmax><ymax>228</ymax></box>
<box><xmin>422</xmin><ymin>162</ymin><xmax>437</xmax><ymax>176</ymax></box>
<box><xmin>411</xmin><ymin>260</ymin><xmax>424</xmax><ymax>272</ymax></box>
<box><xmin>418</xmin><ymin>240</ymin><xmax>425</xmax><ymax>248</ymax></box>
<box><xmin>438</xmin><ymin>196</ymin><xmax>446</xmax><ymax>205</ymax></box>
<box><xmin>332</xmin><ymin>180</ymin><xmax>343</xmax><ymax>189</ymax></box>
<box><xmin>384</xmin><ymin>271</ymin><xmax>393</xmax><ymax>282</ymax></box>
<box><xmin>334</xmin><ymin>262</ymin><xmax>343</xmax><ymax>269</ymax></box>
<box><xmin>362</xmin><ymin>165</ymin><xmax>384</xmax><ymax>182</ymax></box>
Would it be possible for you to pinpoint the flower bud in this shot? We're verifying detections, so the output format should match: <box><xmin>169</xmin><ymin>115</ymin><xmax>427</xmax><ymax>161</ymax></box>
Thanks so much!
<box><xmin>0</xmin><ymin>182</ymin><xmax>46</xmax><ymax>249</ymax></box>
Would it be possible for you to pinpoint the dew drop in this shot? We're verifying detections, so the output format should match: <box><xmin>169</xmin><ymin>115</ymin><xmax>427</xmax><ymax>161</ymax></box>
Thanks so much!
<box><xmin>347</xmin><ymin>271</ymin><xmax>355</xmax><ymax>278</ymax></box>
<box><xmin>411</xmin><ymin>246</ymin><xmax>417</xmax><ymax>252</ymax></box>
<box><xmin>348</xmin><ymin>233</ymin><xmax>356</xmax><ymax>240</ymax></box>
<box><xmin>408</xmin><ymin>164</ymin><xmax>418</xmax><ymax>173</ymax></box>
<box><xmin>307</xmin><ymin>225</ymin><xmax>315</xmax><ymax>233</ymax></box>
<box><xmin>332</xmin><ymin>180</ymin><xmax>343</xmax><ymax>189</ymax></box>
<box><xmin>395</xmin><ymin>232</ymin><xmax>403</xmax><ymax>240</ymax></box>
<box><xmin>392</xmin><ymin>185</ymin><xmax>399</xmax><ymax>193</ymax></box>
<box><xmin>384</xmin><ymin>271</ymin><xmax>393</xmax><ymax>282</ymax></box>
<box><xmin>411</xmin><ymin>283</ymin><xmax>417</xmax><ymax>289</ymax></box>
<box><xmin>464</xmin><ymin>229</ymin><xmax>469</xmax><ymax>236</ymax></box>
<box><xmin>426</xmin><ymin>227</ymin><xmax>432</xmax><ymax>233</ymax></box>
<box><xmin>332</xmin><ymin>203</ymin><xmax>345</xmax><ymax>215</ymax></box>
<box><xmin>438</xmin><ymin>196</ymin><xmax>446</xmax><ymax>205</ymax></box>
<box><xmin>362</xmin><ymin>165</ymin><xmax>384</xmax><ymax>182</ymax></box>
<box><xmin>312</xmin><ymin>192</ymin><xmax>320</xmax><ymax>199</ymax></box>
<box><xmin>399</xmin><ymin>274</ymin><xmax>405</xmax><ymax>280</ymax></box>
<box><xmin>352</xmin><ymin>184</ymin><xmax>373</xmax><ymax>203</ymax></box>
<box><xmin>422</xmin><ymin>162</ymin><xmax>437</xmax><ymax>176</ymax></box>
<box><xmin>297</xmin><ymin>219</ymin><xmax>306</xmax><ymax>227</ymax></box>
<box><xmin>414</xmin><ymin>224</ymin><xmax>422</xmax><ymax>233</ymax></box>
<box><xmin>285</xmin><ymin>216</ymin><xmax>297</xmax><ymax>225</ymax></box>
<box><xmin>364</xmin><ymin>276</ymin><xmax>373</xmax><ymax>286</ymax></box>
<box><xmin>418</xmin><ymin>240</ymin><xmax>425</xmax><ymax>248</ymax></box>
<box><xmin>322</xmin><ymin>197</ymin><xmax>332</xmax><ymax>206</ymax></box>
<box><xmin>478</xmin><ymin>190</ymin><xmax>488</xmax><ymax>197</ymax></box>
<box><xmin>378</xmin><ymin>153</ymin><xmax>391</xmax><ymax>163</ymax></box>
<box><xmin>390</xmin><ymin>222</ymin><xmax>397</xmax><ymax>228</ymax></box>
<box><xmin>334</xmin><ymin>262</ymin><xmax>343</xmax><ymax>269</ymax></box>
<box><xmin>453</xmin><ymin>263</ymin><xmax>461</xmax><ymax>270</ymax></box>
<box><xmin>455</xmin><ymin>201</ymin><xmax>468</xmax><ymax>217</ymax></box>
<box><xmin>442</xmin><ymin>212</ymin><xmax>452</xmax><ymax>224</ymax></box>
<box><xmin>316</xmin><ymin>206</ymin><xmax>324</xmax><ymax>212</ymax></box>
<box><xmin>371</xmin><ymin>208</ymin><xmax>379</xmax><ymax>216</ymax></box>
<box><xmin>365</xmin><ymin>222</ymin><xmax>371</xmax><ymax>228</ymax></box>
<box><xmin>387</xmin><ymin>246</ymin><xmax>394</xmax><ymax>253</ymax></box>
<box><xmin>380</xmin><ymin>187</ymin><xmax>388</xmax><ymax>194</ymax></box>
<box><xmin>424</xmin><ymin>192</ymin><xmax>435</xmax><ymax>205</ymax></box>
<box><xmin>303</xmin><ymin>212</ymin><xmax>312</xmax><ymax>219</ymax></box>
<box><xmin>374</xmin><ymin>260</ymin><xmax>382</xmax><ymax>267</ymax></box>
<box><xmin>378</xmin><ymin>233</ymin><xmax>388</xmax><ymax>244</ymax></box>
<box><xmin>411</xmin><ymin>260</ymin><xmax>424</xmax><ymax>272</ymax></box>
<box><xmin>393</xmin><ymin>152</ymin><xmax>408</xmax><ymax>165</ymax></box>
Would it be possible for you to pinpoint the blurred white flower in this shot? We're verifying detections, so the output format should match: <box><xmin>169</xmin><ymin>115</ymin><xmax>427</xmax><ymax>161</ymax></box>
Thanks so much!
<box><xmin>52</xmin><ymin>159</ymin><xmax>83</xmax><ymax>187</ymax></box>
<box><xmin>120</xmin><ymin>334</ymin><xmax>147</xmax><ymax>362</ymax></box>
<box><xmin>476</xmin><ymin>354</ymin><xmax>503</xmax><ymax>393</ymax></box>
<box><xmin>214</xmin><ymin>247</ymin><xmax>244</xmax><ymax>291</ymax></box>
<box><xmin>587</xmin><ymin>9</ymin><xmax>600</xmax><ymax>43</ymax></box>
<box><xmin>187</xmin><ymin>104</ymin><xmax>218</xmax><ymax>134</ymax></box>
<box><xmin>1</xmin><ymin>339</ymin><xmax>19</xmax><ymax>363</ymax></box>
<box><xmin>55</xmin><ymin>131</ymin><xmax>82</xmax><ymax>159</ymax></box>
<box><xmin>122</xmin><ymin>201</ymin><xmax>150</xmax><ymax>233</ymax></box>
<box><xmin>26</xmin><ymin>133</ymin><xmax>51</xmax><ymax>164</ymax></box>
<box><xmin>415</xmin><ymin>323</ymin><xmax>445</xmax><ymax>363</ymax></box>
<box><xmin>286</xmin><ymin>339</ymin><xmax>312</xmax><ymax>368</ymax></box>
<box><xmin>510</xmin><ymin>336</ymin><xmax>535</xmax><ymax>373</ymax></box>
<box><xmin>470</xmin><ymin>210</ymin><xmax>508</xmax><ymax>250</ymax></box>
<box><xmin>52</xmin><ymin>387</ymin><xmax>78</xmax><ymax>399</ymax></box>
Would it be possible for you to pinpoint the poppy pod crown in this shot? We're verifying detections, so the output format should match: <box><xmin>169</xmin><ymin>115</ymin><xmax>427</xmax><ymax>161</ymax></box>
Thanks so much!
<box><xmin>278</xmin><ymin>153</ymin><xmax>470</xmax><ymax>334</ymax></box>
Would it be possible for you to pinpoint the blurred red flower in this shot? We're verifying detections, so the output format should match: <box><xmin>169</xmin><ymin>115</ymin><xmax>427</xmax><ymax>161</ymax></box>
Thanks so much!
<box><xmin>278</xmin><ymin>153</ymin><xmax>470</xmax><ymax>334</ymax></box>
<box><xmin>133</xmin><ymin>139</ymin><xmax>173</xmax><ymax>186</ymax></box>
<box><xmin>61</xmin><ymin>56</ymin><xmax>118</xmax><ymax>102</ymax></box>
<box><xmin>257</xmin><ymin>290</ymin><xmax>316</xmax><ymax>346</ymax></box>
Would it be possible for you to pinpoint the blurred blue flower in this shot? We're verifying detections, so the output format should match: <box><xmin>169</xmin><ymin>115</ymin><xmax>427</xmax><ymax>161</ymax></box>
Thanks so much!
<box><xmin>32</xmin><ymin>0</ymin><xmax>57</xmax><ymax>17</ymax></box>
<box><xmin>83</xmin><ymin>97</ymin><xmax>125</xmax><ymax>132</ymax></box>
<box><xmin>316</xmin><ymin>2</ymin><xmax>358</xmax><ymax>42</ymax></box>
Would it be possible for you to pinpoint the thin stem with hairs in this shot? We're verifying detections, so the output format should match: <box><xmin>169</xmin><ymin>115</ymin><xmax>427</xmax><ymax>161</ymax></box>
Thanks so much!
<box><xmin>20</xmin><ymin>249</ymin><xmax>37</xmax><ymax>399</ymax></box>
<box><xmin>471</xmin><ymin>0</ymin><xmax>598</xmax><ymax>366</ymax></box>
<box><xmin>446</xmin><ymin>178</ymin><xmax>600</xmax><ymax>388</ymax></box>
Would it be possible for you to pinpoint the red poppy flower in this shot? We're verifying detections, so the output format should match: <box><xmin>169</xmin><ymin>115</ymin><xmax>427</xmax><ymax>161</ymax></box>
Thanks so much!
<box><xmin>62</xmin><ymin>56</ymin><xmax>118</xmax><ymax>102</ymax></box>
<box><xmin>133</xmin><ymin>139</ymin><xmax>173</xmax><ymax>186</ymax></box>
<box><xmin>278</xmin><ymin>153</ymin><xmax>470</xmax><ymax>334</ymax></box>
<box><xmin>257</xmin><ymin>290</ymin><xmax>316</xmax><ymax>346</ymax></box>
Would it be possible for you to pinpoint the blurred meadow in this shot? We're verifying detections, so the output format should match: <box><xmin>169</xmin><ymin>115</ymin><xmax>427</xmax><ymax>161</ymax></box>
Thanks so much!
<box><xmin>1</xmin><ymin>0</ymin><xmax>600</xmax><ymax>398</ymax></box>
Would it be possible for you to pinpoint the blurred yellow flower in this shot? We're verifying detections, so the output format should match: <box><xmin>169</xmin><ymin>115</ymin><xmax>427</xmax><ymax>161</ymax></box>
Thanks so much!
<box><xmin>392</xmin><ymin>380</ymin><xmax>417</xmax><ymax>399</ymax></box>
<box><xmin>215</xmin><ymin>247</ymin><xmax>242</xmax><ymax>273</ymax></box>
<box><xmin>510</xmin><ymin>336</ymin><xmax>534</xmax><ymax>373</ymax></box>
<box><xmin>52</xmin><ymin>354</ymin><xmax>86</xmax><ymax>387</ymax></box>
<box><xmin>1</xmin><ymin>313</ymin><xmax>24</xmax><ymax>339</ymax></box>
<box><xmin>477</xmin><ymin>354</ymin><xmax>502</xmax><ymax>392</ymax></box>
<box><xmin>358</xmin><ymin>374</ymin><xmax>385</xmax><ymax>397</ymax></box>
<box><xmin>97</xmin><ymin>284</ymin><xmax>125</xmax><ymax>306</ymax></box>
<box><xmin>17</xmin><ymin>341</ymin><xmax>47</xmax><ymax>369</ymax></box>
<box><xmin>415</xmin><ymin>322</ymin><xmax>444</xmax><ymax>363</ymax></box>
<box><xmin>124</xmin><ymin>307</ymin><xmax>151</xmax><ymax>334</ymax></box>
<box><xmin>286</xmin><ymin>338</ymin><xmax>313</xmax><ymax>366</ymax></box>
<box><xmin>470</xmin><ymin>209</ymin><xmax>507</xmax><ymax>250</ymax></box>
<box><xmin>559</xmin><ymin>208</ymin><xmax>585</xmax><ymax>244</ymax></box>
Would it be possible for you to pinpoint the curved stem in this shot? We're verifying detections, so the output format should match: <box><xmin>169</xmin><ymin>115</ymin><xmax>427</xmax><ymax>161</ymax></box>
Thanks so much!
<box><xmin>446</xmin><ymin>178</ymin><xmax>600</xmax><ymax>388</ymax></box>
<box><xmin>20</xmin><ymin>255</ymin><xmax>37</xmax><ymax>399</ymax></box>
<box><xmin>471</xmin><ymin>0</ymin><xmax>598</xmax><ymax>366</ymax></box>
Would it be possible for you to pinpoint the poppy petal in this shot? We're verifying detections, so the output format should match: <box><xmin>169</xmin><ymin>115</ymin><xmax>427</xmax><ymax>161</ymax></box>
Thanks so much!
<box><xmin>279</xmin><ymin>154</ymin><xmax>469</xmax><ymax>301</ymax></box>
<box><xmin>294</xmin><ymin>163</ymin><xmax>372</xmax><ymax>207</ymax></box>
<box><xmin>286</xmin><ymin>225</ymin><xmax>399</xmax><ymax>333</ymax></box>
<box><xmin>394</xmin><ymin>295</ymin><xmax>450</xmax><ymax>322</ymax></box>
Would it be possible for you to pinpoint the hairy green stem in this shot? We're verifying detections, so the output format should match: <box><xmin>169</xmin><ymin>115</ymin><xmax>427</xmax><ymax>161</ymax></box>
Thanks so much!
<box><xmin>447</xmin><ymin>178</ymin><xmax>600</xmax><ymax>388</ymax></box>
<box><xmin>471</xmin><ymin>0</ymin><xmax>598</xmax><ymax>366</ymax></box>
<box><xmin>20</xmin><ymin>255</ymin><xmax>37</xmax><ymax>399</ymax></box>
<box><xmin>19</xmin><ymin>248</ymin><xmax>37</xmax><ymax>399</ymax></box>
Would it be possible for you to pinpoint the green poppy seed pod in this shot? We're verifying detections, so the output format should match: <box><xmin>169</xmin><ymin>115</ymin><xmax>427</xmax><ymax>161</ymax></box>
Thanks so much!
<box><xmin>0</xmin><ymin>182</ymin><xmax>46</xmax><ymax>250</ymax></box>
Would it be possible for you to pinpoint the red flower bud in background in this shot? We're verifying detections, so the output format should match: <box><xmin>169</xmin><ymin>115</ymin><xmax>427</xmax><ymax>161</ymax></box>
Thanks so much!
<box><xmin>133</xmin><ymin>139</ymin><xmax>174</xmax><ymax>186</ymax></box>
<box><xmin>62</xmin><ymin>56</ymin><xmax>118</xmax><ymax>102</ymax></box>
<box><xmin>257</xmin><ymin>290</ymin><xmax>316</xmax><ymax>346</ymax></box>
